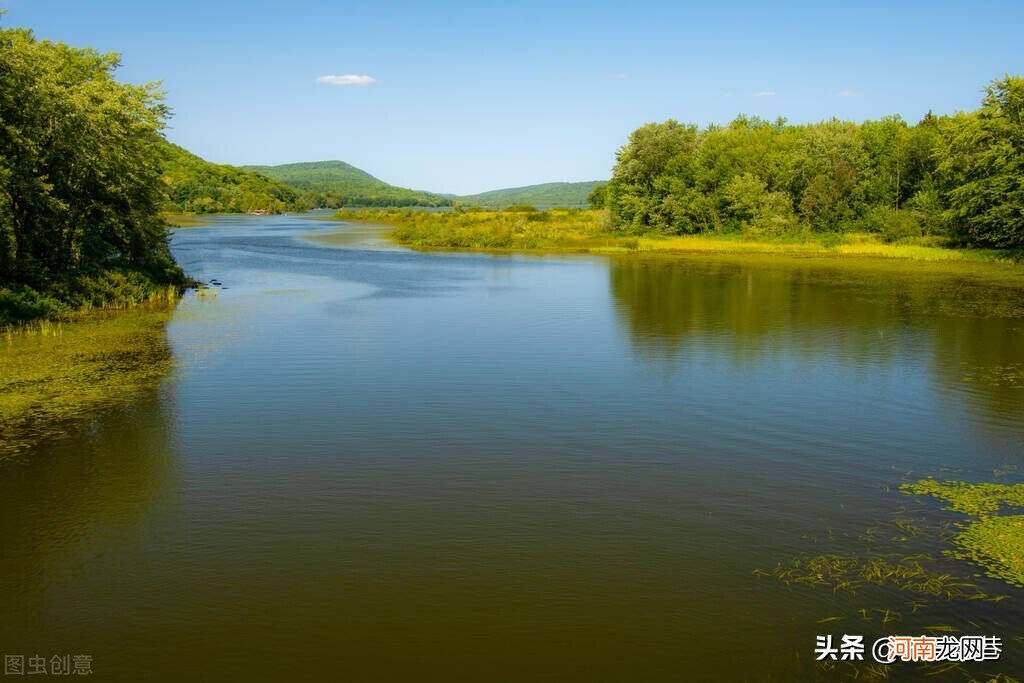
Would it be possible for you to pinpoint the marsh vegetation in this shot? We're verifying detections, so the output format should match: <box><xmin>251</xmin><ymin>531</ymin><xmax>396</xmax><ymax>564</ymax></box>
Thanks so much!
<box><xmin>0</xmin><ymin>302</ymin><xmax>177</xmax><ymax>458</ymax></box>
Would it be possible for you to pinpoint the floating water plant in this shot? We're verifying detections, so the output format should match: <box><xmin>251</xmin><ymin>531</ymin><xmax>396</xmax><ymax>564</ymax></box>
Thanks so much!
<box><xmin>954</xmin><ymin>515</ymin><xmax>1024</xmax><ymax>587</ymax></box>
<box><xmin>765</xmin><ymin>553</ymin><xmax>996</xmax><ymax>601</ymax></box>
<box><xmin>0</xmin><ymin>303</ymin><xmax>177</xmax><ymax>458</ymax></box>
<box><xmin>902</xmin><ymin>478</ymin><xmax>1024</xmax><ymax>587</ymax></box>
<box><xmin>901</xmin><ymin>479</ymin><xmax>1024</xmax><ymax>516</ymax></box>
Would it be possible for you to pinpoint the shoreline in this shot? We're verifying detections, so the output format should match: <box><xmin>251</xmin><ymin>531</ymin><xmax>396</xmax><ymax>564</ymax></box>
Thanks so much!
<box><xmin>328</xmin><ymin>212</ymin><xmax>1024</xmax><ymax>287</ymax></box>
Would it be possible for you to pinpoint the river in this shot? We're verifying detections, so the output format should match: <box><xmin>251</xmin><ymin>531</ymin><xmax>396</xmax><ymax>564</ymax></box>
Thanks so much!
<box><xmin>2</xmin><ymin>212</ymin><xmax>1024</xmax><ymax>680</ymax></box>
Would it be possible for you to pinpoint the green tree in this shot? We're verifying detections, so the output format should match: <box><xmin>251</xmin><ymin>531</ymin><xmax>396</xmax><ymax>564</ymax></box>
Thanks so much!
<box><xmin>0</xmin><ymin>27</ymin><xmax>183</xmax><ymax>321</ymax></box>
<box><xmin>607</xmin><ymin>121</ymin><xmax>699</xmax><ymax>232</ymax></box>
<box><xmin>788</xmin><ymin>121</ymin><xmax>870</xmax><ymax>232</ymax></box>
<box><xmin>936</xmin><ymin>76</ymin><xmax>1024</xmax><ymax>248</ymax></box>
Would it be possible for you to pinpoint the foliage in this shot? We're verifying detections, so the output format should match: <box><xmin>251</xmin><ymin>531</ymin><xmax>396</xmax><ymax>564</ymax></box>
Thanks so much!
<box><xmin>604</xmin><ymin>78</ymin><xmax>1024</xmax><ymax>249</ymax></box>
<box><xmin>587</xmin><ymin>183</ymin><xmax>607</xmax><ymax>209</ymax></box>
<box><xmin>162</xmin><ymin>143</ymin><xmax>306</xmax><ymax>214</ymax></box>
<box><xmin>244</xmin><ymin>160</ymin><xmax>451</xmax><ymax>208</ymax></box>
<box><xmin>935</xmin><ymin>76</ymin><xmax>1024</xmax><ymax>248</ymax></box>
<box><xmin>866</xmin><ymin>206</ymin><xmax>924</xmax><ymax>243</ymax></box>
<box><xmin>457</xmin><ymin>181</ymin><xmax>602</xmax><ymax>209</ymax></box>
<box><xmin>0</xmin><ymin>26</ymin><xmax>185</xmax><ymax>322</ymax></box>
<box><xmin>0</xmin><ymin>269</ymin><xmax>179</xmax><ymax>324</ymax></box>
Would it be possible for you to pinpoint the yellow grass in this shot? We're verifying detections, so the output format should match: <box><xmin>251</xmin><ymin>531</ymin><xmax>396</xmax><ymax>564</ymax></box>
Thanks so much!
<box><xmin>331</xmin><ymin>208</ymin><xmax>1023</xmax><ymax>283</ymax></box>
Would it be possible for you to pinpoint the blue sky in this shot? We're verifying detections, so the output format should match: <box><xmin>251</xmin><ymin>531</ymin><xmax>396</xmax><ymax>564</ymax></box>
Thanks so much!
<box><xmin>8</xmin><ymin>1</ymin><xmax>1024</xmax><ymax>194</ymax></box>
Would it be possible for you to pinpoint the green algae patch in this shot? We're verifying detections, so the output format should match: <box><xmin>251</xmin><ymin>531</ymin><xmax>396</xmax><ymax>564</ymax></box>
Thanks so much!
<box><xmin>0</xmin><ymin>303</ymin><xmax>178</xmax><ymax>459</ymax></box>
<box><xmin>902</xmin><ymin>479</ymin><xmax>1024</xmax><ymax>587</ymax></box>
<box><xmin>954</xmin><ymin>515</ymin><xmax>1024</xmax><ymax>587</ymax></box>
<box><xmin>900</xmin><ymin>479</ymin><xmax>1024</xmax><ymax>516</ymax></box>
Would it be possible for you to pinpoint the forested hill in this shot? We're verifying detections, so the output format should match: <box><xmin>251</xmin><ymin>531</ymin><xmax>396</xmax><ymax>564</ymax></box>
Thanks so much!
<box><xmin>244</xmin><ymin>161</ymin><xmax>452</xmax><ymax>208</ymax></box>
<box><xmin>162</xmin><ymin>144</ymin><xmax>306</xmax><ymax>214</ymax></box>
<box><xmin>457</xmin><ymin>181</ymin><xmax>603</xmax><ymax>208</ymax></box>
<box><xmin>244</xmin><ymin>161</ymin><xmax>600</xmax><ymax>209</ymax></box>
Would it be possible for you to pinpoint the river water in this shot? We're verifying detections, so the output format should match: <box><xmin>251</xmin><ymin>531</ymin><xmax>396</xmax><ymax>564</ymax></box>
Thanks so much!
<box><xmin>2</xmin><ymin>213</ymin><xmax>1024</xmax><ymax>680</ymax></box>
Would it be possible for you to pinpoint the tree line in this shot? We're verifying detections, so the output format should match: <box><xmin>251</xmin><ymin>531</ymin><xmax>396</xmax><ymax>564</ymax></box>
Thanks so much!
<box><xmin>595</xmin><ymin>77</ymin><xmax>1024</xmax><ymax>248</ymax></box>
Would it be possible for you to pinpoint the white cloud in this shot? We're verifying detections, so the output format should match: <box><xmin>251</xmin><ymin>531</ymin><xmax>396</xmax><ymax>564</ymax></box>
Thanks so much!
<box><xmin>835</xmin><ymin>88</ymin><xmax>863</xmax><ymax>97</ymax></box>
<box><xmin>316</xmin><ymin>74</ymin><xmax>377</xmax><ymax>87</ymax></box>
<box><xmin>609</xmin><ymin>73</ymin><xmax>627</xmax><ymax>80</ymax></box>
<box><xmin>754</xmin><ymin>90</ymin><xmax>776</xmax><ymax>98</ymax></box>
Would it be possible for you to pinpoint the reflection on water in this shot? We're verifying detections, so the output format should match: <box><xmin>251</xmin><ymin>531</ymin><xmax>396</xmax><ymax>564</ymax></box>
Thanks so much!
<box><xmin>0</xmin><ymin>388</ymin><xmax>179</xmax><ymax>655</ymax></box>
<box><xmin>2</xmin><ymin>215</ymin><xmax>1024</xmax><ymax>680</ymax></box>
<box><xmin>610</xmin><ymin>256</ymin><xmax>1024</xmax><ymax>427</ymax></box>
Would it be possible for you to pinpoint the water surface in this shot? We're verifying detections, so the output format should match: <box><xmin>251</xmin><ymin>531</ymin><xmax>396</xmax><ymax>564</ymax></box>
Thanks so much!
<box><xmin>3</xmin><ymin>213</ymin><xmax>1024</xmax><ymax>680</ymax></box>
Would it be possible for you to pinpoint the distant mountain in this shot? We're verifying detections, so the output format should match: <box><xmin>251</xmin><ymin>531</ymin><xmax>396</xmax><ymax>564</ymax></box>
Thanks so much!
<box><xmin>456</xmin><ymin>181</ymin><xmax>603</xmax><ymax>208</ymax></box>
<box><xmin>162</xmin><ymin>143</ymin><xmax>305</xmax><ymax>214</ymax></box>
<box><xmin>244</xmin><ymin>161</ymin><xmax>452</xmax><ymax>208</ymax></box>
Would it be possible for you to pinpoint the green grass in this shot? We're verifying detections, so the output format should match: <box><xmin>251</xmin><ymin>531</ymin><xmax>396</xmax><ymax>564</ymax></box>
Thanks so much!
<box><xmin>0</xmin><ymin>268</ymin><xmax>184</xmax><ymax>326</ymax></box>
<box><xmin>336</xmin><ymin>207</ymin><xmax>616</xmax><ymax>251</ymax></box>
<box><xmin>163</xmin><ymin>212</ymin><xmax>213</xmax><ymax>228</ymax></box>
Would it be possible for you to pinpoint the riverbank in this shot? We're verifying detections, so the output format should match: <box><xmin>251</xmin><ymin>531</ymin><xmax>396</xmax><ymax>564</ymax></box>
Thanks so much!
<box><xmin>336</xmin><ymin>208</ymin><xmax>1019</xmax><ymax>262</ymax></box>
<box><xmin>163</xmin><ymin>212</ymin><xmax>214</xmax><ymax>228</ymax></box>
<box><xmin>0</xmin><ymin>268</ymin><xmax>185</xmax><ymax>327</ymax></box>
<box><xmin>331</xmin><ymin>208</ymin><xmax>1024</xmax><ymax>287</ymax></box>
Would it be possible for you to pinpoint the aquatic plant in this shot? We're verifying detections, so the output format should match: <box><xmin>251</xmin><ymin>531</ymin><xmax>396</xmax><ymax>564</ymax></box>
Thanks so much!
<box><xmin>954</xmin><ymin>515</ymin><xmax>1024</xmax><ymax>587</ymax></box>
<box><xmin>765</xmin><ymin>553</ymin><xmax>996</xmax><ymax>601</ymax></box>
<box><xmin>901</xmin><ymin>479</ymin><xmax>1024</xmax><ymax>516</ymax></box>
<box><xmin>0</xmin><ymin>303</ymin><xmax>177</xmax><ymax>458</ymax></box>
<box><xmin>902</xmin><ymin>478</ymin><xmax>1024</xmax><ymax>587</ymax></box>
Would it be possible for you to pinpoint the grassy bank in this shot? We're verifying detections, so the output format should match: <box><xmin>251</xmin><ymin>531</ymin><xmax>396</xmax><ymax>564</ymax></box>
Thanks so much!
<box><xmin>335</xmin><ymin>208</ymin><xmax>1022</xmax><ymax>266</ymax></box>
<box><xmin>163</xmin><ymin>212</ymin><xmax>213</xmax><ymax>228</ymax></box>
<box><xmin>0</xmin><ymin>268</ymin><xmax>184</xmax><ymax>327</ymax></box>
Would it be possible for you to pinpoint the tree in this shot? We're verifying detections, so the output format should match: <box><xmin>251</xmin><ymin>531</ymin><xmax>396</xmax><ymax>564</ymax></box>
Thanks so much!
<box><xmin>606</xmin><ymin>121</ymin><xmax>699</xmax><ymax>232</ymax></box>
<box><xmin>936</xmin><ymin>76</ymin><xmax>1024</xmax><ymax>248</ymax></box>
<box><xmin>788</xmin><ymin>121</ymin><xmax>870</xmax><ymax>232</ymax></box>
<box><xmin>0</xmin><ymin>27</ymin><xmax>180</xmax><ymax>286</ymax></box>
<box><xmin>587</xmin><ymin>183</ymin><xmax>607</xmax><ymax>209</ymax></box>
